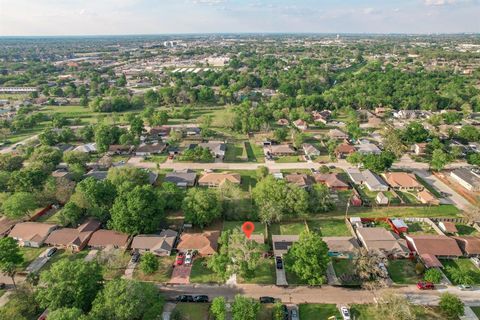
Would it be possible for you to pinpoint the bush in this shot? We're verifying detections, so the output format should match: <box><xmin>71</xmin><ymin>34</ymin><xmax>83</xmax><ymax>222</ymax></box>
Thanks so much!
<box><xmin>210</xmin><ymin>296</ymin><xmax>227</xmax><ymax>320</ymax></box>
<box><xmin>415</xmin><ymin>262</ymin><xmax>425</xmax><ymax>275</ymax></box>
<box><xmin>139</xmin><ymin>252</ymin><xmax>158</xmax><ymax>274</ymax></box>
<box><xmin>424</xmin><ymin>268</ymin><xmax>442</xmax><ymax>283</ymax></box>
<box><xmin>439</xmin><ymin>293</ymin><xmax>464</xmax><ymax>319</ymax></box>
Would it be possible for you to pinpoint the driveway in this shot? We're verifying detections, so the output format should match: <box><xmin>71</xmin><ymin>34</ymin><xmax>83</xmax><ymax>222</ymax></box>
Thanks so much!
<box><xmin>123</xmin><ymin>260</ymin><xmax>138</xmax><ymax>279</ymax></box>
<box><xmin>276</xmin><ymin>266</ymin><xmax>288</xmax><ymax>286</ymax></box>
<box><xmin>169</xmin><ymin>264</ymin><xmax>192</xmax><ymax>284</ymax></box>
<box><xmin>84</xmin><ymin>249</ymin><xmax>99</xmax><ymax>262</ymax></box>
<box><xmin>25</xmin><ymin>248</ymin><xmax>52</xmax><ymax>274</ymax></box>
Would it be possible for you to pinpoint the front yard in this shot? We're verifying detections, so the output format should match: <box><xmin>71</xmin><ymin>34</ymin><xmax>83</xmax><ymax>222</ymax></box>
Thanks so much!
<box><xmin>132</xmin><ymin>256</ymin><xmax>175</xmax><ymax>283</ymax></box>
<box><xmin>441</xmin><ymin>259</ymin><xmax>480</xmax><ymax>285</ymax></box>
<box><xmin>332</xmin><ymin>258</ymin><xmax>361</xmax><ymax>286</ymax></box>
<box><xmin>19</xmin><ymin>247</ymin><xmax>45</xmax><ymax>270</ymax></box>
<box><xmin>350</xmin><ymin>304</ymin><xmax>445</xmax><ymax>320</ymax></box>
<box><xmin>299</xmin><ymin>304</ymin><xmax>341</xmax><ymax>320</ymax></box>
<box><xmin>190</xmin><ymin>257</ymin><xmax>223</xmax><ymax>284</ymax></box>
<box><xmin>173</xmin><ymin>303</ymin><xmax>210</xmax><ymax>320</ymax></box>
<box><xmin>387</xmin><ymin>259</ymin><xmax>422</xmax><ymax>284</ymax></box>
<box><xmin>237</xmin><ymin>258</ymin><xmax>275</xmax><ymax>284</ymax></box>
<box><xmin>307</xmin><ymin>219</ymin><xmax>351</xmax><ymax>236</ymax></box>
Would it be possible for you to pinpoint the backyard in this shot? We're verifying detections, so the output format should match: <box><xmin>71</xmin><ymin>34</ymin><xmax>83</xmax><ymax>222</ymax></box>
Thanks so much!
<box><xmin>405</xmin><ymin>221</ymin><xmax>438</xmax><ymax>235</ymax></box>
<box><xmin>307</xmin><ymin>219</ymin><xmax>351</xmax><ymax>236</ymax></box>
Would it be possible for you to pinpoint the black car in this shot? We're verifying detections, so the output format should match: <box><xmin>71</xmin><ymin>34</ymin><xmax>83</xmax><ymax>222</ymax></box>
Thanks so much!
<box><xmin>0</xmin><ymin>283</ymin><xmax>5</xmax><ymax>289</ymax></box>
<box><xmin>131</xmin><ymin>252</ymin><xmax>140</xmax><ymax>263</ymax></box>
<box><xmin>193</xmin><ymin>295</ymin><xmax>209</xmax><ymax>303</ymax></box>
<box><xmin>46</xmin><ymin>247</ymin><xmax>57</xmax><ymax>258</ymax></box>
<box><xmin>176</xmin><ymin>295</ymin><xmax>194</xmax><ymax>302</ymax></box>
<box><xmin>259</xmin><ymin>296</ymin><xmax>275</xmax><ymax>304</ymax></box>
<box><xmin>276</xmin><ymin>256</ymin><xmax>283</xmax><ymax>269</ymax></box>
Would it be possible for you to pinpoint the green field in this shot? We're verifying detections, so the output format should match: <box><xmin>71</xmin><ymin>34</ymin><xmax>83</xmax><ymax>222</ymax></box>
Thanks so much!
<box><xmin>307</xmin><ymin>219</ymin><xmax>351</xmax><ymax>236</ymax></box>
<box><xmin>299</xmin><ymin>304</ymin><xmax>341</xmax><ymax>320</ymax></box>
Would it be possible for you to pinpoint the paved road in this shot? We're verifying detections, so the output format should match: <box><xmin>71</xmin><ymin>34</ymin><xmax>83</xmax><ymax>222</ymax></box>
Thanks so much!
<box><xmin>0</xmin><ymin>134</ymin><xmax>40</xmax><ymax>154</ymax></box>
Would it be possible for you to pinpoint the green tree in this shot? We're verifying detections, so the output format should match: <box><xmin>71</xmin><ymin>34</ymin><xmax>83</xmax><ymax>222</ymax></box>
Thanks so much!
<box><xmin>106</xmin><ymin>166</ymin><xmax>150</xmax><ymax>188</ymax></box>
<box><xmin>29</xmin><ymin>146</ymin><xmax>63</xmax><ymax>170</ymax></box>
<box><xmin>47</xmin><ymin>307</ymin><xmax>85</xmax><ymax>320</ymax></box>
<box><xmin>439</xmin><ymin>293</ymin><xmax>464</xmax><ymax>319</ymax></box>
<box><xmin>57</xmin><ymin>202</ymin><xmax>84</xmax><ymax>227</ymax></box>
<box><xmin>424</xmin><ymin>268</ymin><xmax>442</xmax><ymax>284</ymax></box>
<box><xmin>446</xmin><ymin>265</ymin><xmax>475</xmax><ymax>285</ymax></box>
<box><xmin>0</xmin><ymin>154</ymin><xmax>23</xmax><ymax>171</ymax></box>
<box><xmin>309</xmin><ymin>184</ymin><xmax>335</xmax><ymax>213</ymax></box>
<box><xmin>8</xmin><ymin>167</ymin><xmax>48</xmax><ymax>192</ymax></box>
<box><xmin>109</xmin><ymin>185</ymin><xmax>165</xmax><ymax>235</ymax></box>
<box><xmin>0</xmin><ymin>237</ymin><xmax>24</xmax><ymax>288</ymax></box>
<box><xmin>0</xmin><ymin>286</ymin><xmax>41</xmax><ymax>320</ymax></box>
<box><xmin>346</xmin><ymin>152</ymin><xmax>363</xmax><ymax>166</ymax></box>
<box><xmin>36</xmin><ymin>260</ymin><xmax>103</xmax><ymax>312</ymax></box>
<box><xmin>158</xmin><ymin>182</ymin><xmax>184</xmax><ymax>211</ymax></box>
<box><xmin>256</xmin><ymin>166</ymin><xmax>269</xmax><ymax>180</ymax></box>
<box><xmin>182</xmin><ymin>188</ymin><xmax>221</xmax><ymax>228</ymax></box>
<box><xmin>71</xmin><ymin>177</ymin><xmax>116</xmax><ymax>222</ymax></box>
<box><xmin>210</xmin><ymin>296</ymin><xmax>227</xmax><ymax>320</ymax></box>
<box><xmin>232</xmin><ymin>295</ymin><xmax>260</xmax><ymax>320</ymax></box>
<box><xmin>403</xmin><ymin>121</ymin><xmax>430</xmax><ymax>144</ymax></box>
<box><xmin>430</xmin><ymin>149</ymin><xmax>449</xmax><ymax>171</ymax></box>
<box><xmin>63</xmin><ymin>151</ymin><xmax>90</xmax><ymax>167</ymax></box>
<box><xmin>284</xmin><ymin>231</ymin><xmax>330</xmax><ymax>285</ymax></box>
<box><xmin>90</xmin><ymin>279</ymin><xmax>164</xmax><ymax>320</ymax></box>
<box><xmin>273</xmin><ymin>128</ymin><xmax>288</xmax><ymax>142</ymax></box>
<box><xmin>1</xmin><ymin>192</ymin><xmax>37</xmax><ymax>219</ymax></box>
<box><xmin>139</xmin><ymin>252</ymin><xmax>159</xmax><ymax>274</ymax></box>
<box><xmin>272</xmin><ymin>302</ymin><xmax>285</xmax><ymax>320</ymax></box>
<box><xmin>362</xmin><ymin>151</ymin><xmax>395</xmax><ymax>172</ymax></box>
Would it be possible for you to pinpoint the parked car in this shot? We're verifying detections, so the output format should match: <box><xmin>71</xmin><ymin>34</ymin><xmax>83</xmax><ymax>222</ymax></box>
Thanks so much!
<box><xmin>259</xmin><ymin>296</ymin><xmax>275</xmax><ymax>304</ymax></box>
<box><xmin>185</xmin><ymin>251</ymin><xmax>193</xmax><ymax>265</ymax></box>
<box><xmin>417</xmin><ymin>281</ymin><xmax>434</xmax><ymax>290</ymax></box>
<box><xmin>193</xmin><ymin>295</ymin><xmax>209</xmax><ymax>303</ymax></box>
<box><xmin>46</xmin><ymin>247</ymin><xmax>57</xmax><ymax>258</ymax></box>
<box><xmin>176</xmin><ymin>252</ymin><xmax>185</xmax><ymax>266</ymax></box>
<box><xmin>0</xmin><ymin>283</ymin><xmax>5</xmax><ymax>289</ymax></box>
<box><xmin>131</xmin><ymin>252</ymin><xmax>140</xmax><ymax>263</ymax></box>
<box><xmin>458</xmin><ymin>284</ymin><xmax>474</xmax><ymax>291</ymax></box>
<box><xmin>290</xmin><ymin>308</ymin><xmax>299</xmax><ymax>320</ymax></box>
<box><xmin>176</xmin><ymin>295</ymin><xmax>194</xmax><ymax>302</ymax></box>
<box><xmin>275</xmin><ymin>256</ymin><xmax>283</xmax><ymax>269</ymax></box>
<box><xmin>340</xmin><ymin>306</ymin><xmax>351</xmax><ymax>320</ymax></box>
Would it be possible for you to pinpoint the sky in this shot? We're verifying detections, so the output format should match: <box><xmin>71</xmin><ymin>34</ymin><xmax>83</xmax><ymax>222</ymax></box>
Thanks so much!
<box><xmin>0</xmin><ymin>0</ymin><xmax>479</xmax><ymax>36</ymax></box>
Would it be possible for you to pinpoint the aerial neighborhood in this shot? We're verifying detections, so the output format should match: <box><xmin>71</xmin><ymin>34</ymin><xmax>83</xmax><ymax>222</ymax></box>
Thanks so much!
<box><xmin>0</xmin><ymin>31</ymin><xmax>480</xmax><ymax>320</ymax></box>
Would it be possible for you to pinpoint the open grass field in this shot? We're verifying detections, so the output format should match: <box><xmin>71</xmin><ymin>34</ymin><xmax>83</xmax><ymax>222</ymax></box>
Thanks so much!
<box><xmin>223</xmin><ymin>221</ymin><xmax>266</xmax><ymax>236</ymax></box>
<box><xmin>173</xmin><ymin>303</ymin><xmax>210</xmax><ymax>320</ymax></box>
<box><xmin>132</xmin><ymin>256</ymin><xmax>175</xmax><ymax>283</ymax></box>
<box><xmin>441</xmin><ymin>259</ymin><xmax>480</xmax><ymax>285</ymax></box>
<box><xmin>307</xmin><ymin>219</ymin><xmax>351</xmax><ymax>236</ymax></box>
<box><xmin>190</xmin><ymin>257</ymin><xmax>223</xmax><ymax>284</ymax></box>
<box><xmin>299</xmin><ymin>304</ymin><xmax>341</xmax><ymax>320</ymax></box>
<box><xmin>387</xmin><ymin>259</ymin><xmax>422</xmax><ymax>284</ymax></box>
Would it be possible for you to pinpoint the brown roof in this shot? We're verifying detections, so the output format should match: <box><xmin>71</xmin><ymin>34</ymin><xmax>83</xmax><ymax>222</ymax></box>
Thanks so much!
<box><xmin>440</xmin><ymin>222</ymin><xmax>458</xmax><ymax>233</ymax></box>
<box><xmin>452</xmin><ymin>236</ymin><xmax>480</xmax><ymax>255</ymax></box>
<box><xmin>45</xmin><ymin>220</ymin><xmax>101</xmax><ymax>247</ymax></box>
<box><xmin>314</xmin><ymin>173</ymin><xmax>349</xmax><ymax>188</ymax></box>
<box><xmin>417</xmin><ymin>190</ymin><xmax>439</xmax><ymax>204</ymax></box>
<box><xmin>88</xmin><ymin>229</ymin><xmax>129</xmax><ymax>248</ymax></box>
<box><xmin>420</xmin><ymin>253</ymin><xmax>443</xmax><ymax>268</ymax></box>
<box><xmin>285</xmin><ymin>173</ymin><xmax>314</xmax><ymax>187</ymax></box>
<box><xmin>177</xmin><ymin>231</ymin><xmax>220</xmax><ymax>255</ymax></box>
<box><xmin>108</xmin><ymin>145</ymin><xmax>133</xmax><ymax>153</ymax></box>
<box><xmin>269</xmin><ymin>144</ymin><xmax>296</xmax><ymax>155</ymax></box>
<box><xmin>0</xmin><ymin>217</ymin><xmax>16</xmax><ymax>236</ymax></box>
<box><xmin>407</xmin><ymin>235</ymin><xmax>463</xmax><ymax>257</ymax></box>
<box><xmin>131</xmin><ymin>230</ymin><xmax>177</xmax><ymax>254</ymax></box>
<box><xmin>9</xmin><ymin>222</ymin><xmax>57</xmax><ymax>243</ymax></box>
<box><xmin>384</xmin><ymin>172</ymin><xmax>422</xmax><ymax>189</ymax></box>
<box><xmin>135</xmin><ymin>142</ymin><xmax>166</xmax><ymax>153</ymax></box>
<box><xmin>323</xmin><ymin>237</ymin><xmax>360</xmax><ymax>253</ymax></box>
<box><xmin>356</xmin><ymin>228</ymin><xmax>410</xmax><ymax>254</ymax></box>
<box><xmin>198</xmin><ymin>173</ymin><xmax>241</xmax><ymax>186</ymax></box>
<box><xmin>335</xmin><ymin>143</ymin><xmax>356</xmax><ymax>154</ymax></box>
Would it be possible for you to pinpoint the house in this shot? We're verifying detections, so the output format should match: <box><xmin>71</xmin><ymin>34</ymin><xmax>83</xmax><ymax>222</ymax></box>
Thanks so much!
<box><xmin>277</xmin><ymin>118</ymin><xmax>289</xmax><ymax>126</ymax></box>
<box><xmin>323</xmin><ymin>237</ymin><xmax>360</xmax><ymax>258</ymax></box>
<box><xmin>345</xmin><ymin>168</ymin><xmax>364</xmax><ymax>185</ymax></box>
<box><xmin>302</xmin><ymin>143</ymin><xmax>320</xmax><ymax>157</ymax></box>
<box><xmin>363</xmin><ymin>170</ymin><xmax>389</xmax><ymax>192</ymax></box>
<box><xmin>414</xmin><ymin>143</ymin><xmax>428</xmax><ymax>155</ymax></box>
<box><xmin>329</xmin><ymin>129</ymin><xmax>348</xmax><ymax>140</ymax></box>
<box><xmin>452</xmin><ymin>236</ymin><xmax>480</xmax><ymax>257</ymax></box>
<box><xmin>185</xmin><ymin>127</ymin><xmax>201</xmax><ymax>136</ymax></box>
<box><xmin>312</xmin><ymin>110</ymin><xmax>331</xmax><ymax>124</ymax></box>
<box><xmin>355</xmin><ymin>227</ymin><xmax>410</xmax><ymax>258</ymax></box>
<box><xmin>393</xmin><ymin>110</ymin><xmax>417</xmax><ymax>119</ymax></box>
<box><xmin>450</xmin><ymin>168</ymin><xmax>480</xmax><ymax>192</ymax></box>
<box><xmin>417</xmin><ymin>190</ymin><xmax>440</xmax><ymax>205</ymax></box>
<box><xmin>293</xmin><ymin>119</ymin><xmax>308</xmax><ymax>131</ymax></box>
<box><xmin>335</xmin><ymin>143</ymin><xmax>356</xmax><ymax>158</ymax></box>
<box><xmin>438</xmin><ymin>222</ymin><xmax>458</xmax><ymax>234</ymax></box>
<box><xmin>73</xmin><ymin>143</ymin><xmax>97</xmax><ymax>153</ymax></box>
<box><xmin>267</xmin><ymin>144</ymin><xmax>297</xmax><ymax>156</ymax></box>
<box><xmin>405</xmin><ymin>235</ymin><xmax>463</xmax><ymax>263</ymax></box>
<box><xmin>52</xmin><ymin>168</ymin><xmax>73</xmax><ymax>181</ymax></box>
<box><xmin>164</xmin><ymin>170</ymin><xmax>197</xmax><ymax>187</ymax></box>
<box><xmin>384</xmin><ymin>172</ymin><xmax>423</xmax><ymax>191</ymax></box>
<box><xmin>313</xmin><ymin>173</ymin><xmax>350</xmax><ymax>190</ymax></box>
<box><xmin>375</xmin><ymin>107</ymin><xmax>387</xmax><ymax>117</ymax></box>
<box><xmin>272</xmin><ymin>235</ymin><xmax>299</xmax><ymax>256</ymax></box>
<box><xmin>198</xmin><ymin>172</ymin><xmax>241</xmax><ymax>187</ymax></box>
<box><xmin>135</xmin><ymin>142</ymin><xmax>167</xmax><ymax>157</ymax></box>
<box><xmin>198</xmin><ymin>141</ymin><xmax>226</xmax><ymax>159</ymax></box>
<box><xmin>376</xmin><ymin>192</ymin><xmax>389</xmax><ymax>205</ymax></box>
<box><xmin>0</xmin><ymin>217</ymin><xmax>16</xmax><ymax>237</ymax></box>
<box><xmin>355</xmin><ymin>142</ymin><xmax>381</xmax><ymax>155</ymax></box>
<box><xmin>390</xmin><ymin>219</ymin><xmax>408</xmax><ymax>234</ymax></box>
<box><xmin>285</xmin><ymin>173</ymin><xmax>314</xmax><ymax>189</ymax></box>
<box><xmin>87</xmin><ymin>229</ymin><xmax>129</xmax><ymax>249</ymax></box>
<box><xmin>9</xmin><ymin>222</ymin><xmax>57</xmax><ymax>247</ymax></box>
<box><xmin>45</xmin><ymin>219</ymin><xmax>101</xmax><ymax>252</ymax></box>
<box><xmin>131</xmin><ymin>230</ymin><xmax>178</xmax><ymax>256</ymax></box>
<box><xmin>84</xmin><ymin>170</ymin><xmax>108</xmax><ymax>181</ymax></box>
<box><xmin>148</xmin><ymin>126</ymin><xmax>171</xmax><ymax>140</ymax></box>
<box><xmin>107</xmin><ymin>145</ymin><xmax>133</xmax><ymax>155</ymax></box>
<box><xmin>176</xmin><ymin>231</ymin><xmax>220</xmax><ymax>256</ymax></box>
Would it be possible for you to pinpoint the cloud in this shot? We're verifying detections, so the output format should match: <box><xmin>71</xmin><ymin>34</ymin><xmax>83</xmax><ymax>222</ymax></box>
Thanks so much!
<box><xmin>423</xmin><ymin>0</ymin><xmax>477</xmax><ymax>6</ymax></box>
<box><xmin>191</xmin><ymin>0</ymin><xmax>225</xmax><ymax>5</ymax></box>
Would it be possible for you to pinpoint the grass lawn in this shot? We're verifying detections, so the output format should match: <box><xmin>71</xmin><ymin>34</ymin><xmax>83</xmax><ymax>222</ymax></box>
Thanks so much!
<box><xmin>238</xmin><ymin>258</ymin><xmax>275</xmax><ymax>284</ymax></box>
<box><xmin>441</xmin><ymin>259</ymin><xmax>480</xmax><ymax>285</ymax></box>
<box><xmin>224</xmin><ymin>142</ymin><xmax>247</xmax><ymax>162</ymax></box>
<box><xmin>397</xmin><ymin>191</ymin><xmax>421</xmax><ymax>204</ymax></box>
<box><xmin>100</xmin><ymin>251</ymin><xmax>131</xmax><ymax>279</ymax></box>
<box><xmin>133</xmin><ymin>256</ymin><xmax>174</xmax><ymax>283</ymax></box>
<box><xmin>299</xmin><ymin>304</ymin><xmax>341</xmax><ymax>320</ymax></box>
<box><xmin>19</xmin><ymin>247</ymin><xmax>45</xmax><ymax>270</ymax></box>
<box><xmin>406</xmin><ymin>221</ymin><xmax>438</xmax><ymax>235</ymax></box>
<box><xmin>41</xmin><ymin>249</ymin><xmax>88</xmax><ymax>272</ymax></box>
<box><xmin>387</xmin><ymin>259</ymin><xmax>422</xmax><ymax>284</ymax></box>
<box><xmin>286</xmin><ymin>269</ymin><xmax>309</xmax><ymax>285</ymax></box>
<box><xmin>275</xmin><ymin>156</ymin><xmax>304</xmax><ymax>163</ymax></box>
<box><xmin>36</xmin><ymin>210</ymin><xmax>63</xmax><ymax>225</ymax></box>
<box><xmin>223</xmin><ymin>221</ymin><xmax>266</xmax><ymax>236</ymax></box>
<box><xmin>258</xmin><ymin>304</ymin><xmax>274</xmax><ymax>319</ymax></box>
<box><xmin>173</xmin><ymin>303</ymin><xmax>210</xmax><ymax>320</ymax></box>
<box><xmin>245</xmin><ymin>141</ymin><xmax>265</xmax><ymax>163</ymax></box>
<box><xmin>307</xmin><ymin>219</ymin><xmax>351</xmax><ymax>236</ymax></box>
<box><xmin>332</xmin><ymin>259</ymin><xmax>361</xmax><ymax>286</ymax></box>
<box><xmin>332</xmin><ymin>204</ymin><xmax>461</xmax><ymax>219</ymax></box>
<box><xmin>350</xmin><ymin>304</ymin><xmax>446</xmax><ymax>320</ymax></box>
<box><xmin>190</xmin><ymin>257</ymin><xmax>223</xmax><ymax>284</ymax></box>
<box><xmin>279</xmin><ymin>222</ymin><xmax>306</xmax><ymax>235</ymax></box>
<box><xmin>455</xmin><ymin>224</ymin><xmax>479</xmax><ymax>236</ymax></box>
<box><xmin>472</xmin><ymin>307</ymin><xmax>480</xmax><ymax>317</ymax></box>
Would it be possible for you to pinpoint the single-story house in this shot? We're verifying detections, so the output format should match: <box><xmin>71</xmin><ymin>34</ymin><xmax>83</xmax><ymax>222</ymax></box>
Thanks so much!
<box><xmin>450</xmin><ymin>168</ymin><xmax>480</xmax><ymax>192</ymax></box>
<box><xmin>272</xmin><ymin>235</ymin><xmax>299</xmax><ymax>256</ymax></box>
<box><xmin>185</xmin><ymin>127</ymin><xmax>201</xmax><ymax>136</ymax></box>
<box><xmin>73</xmin><ymin>143</ymin><xmax>97</xmax><ymax>153</ymax></box>
<box><xmin>363</xmin><ymin>170</ymin><xmax>389</xmax><ymax>192</ymax></box>
<box><xmin>267</xmin><ymin>144</ymin><xmax>297</xmax><ymax>156</ymax></box>
<box><xmin>376</xmin><ymin>192</ymin><xmax>389</xmax><ymax>205</ymax></box>
<box><xmin>323</xmin><ymin>236</ymin><xmax>360</xmax><ymax>258</ymax></box>
<box><xmin>164</xmin><ymin>170</ymin><xmax>197</xmax><ymax>187</ymax></box>
<box><xmin>198</xmin><ymin>141</ymin><xmax>226</xmax><ymax>159</ymax></box>
<box><xmin>335</xmin><ymin>143</ymin><xmax>356</xmax><ymax>159</ymax></box>
<box><xmin>414</xmin><ymin>143</ymin><xmax>427</xmax><ymax>155</ymax></box>
<box><xmin>345</xmin><ymin>168</ymin><xmax>364</xmax><ymax>185</ymax></box>
<box><xmin>302</xmin><ymin>143</ymin><xmax>320</xmax><ymax>157</ymax></box>
<box><xmin>312</xmin><ymin>110</ymin><xmax>331</xmax><ymax>124</ymax></box>
<box><xmin>314</xmin><ymin>173</ymin><xmax>350</xmax><ymax>190</ymax></box>
<box><xmin>135</xmin><ymin>142</ymin><xmax>167</xmax><ymax>157</ymax></box>
<box><xmin>176</xmin><ymin>231</ymin><xmax>220</xmax><ymax>256</ymax></box>
<box><xmin>9</xmin><ymin>222</ymin><xmax>57</xmax><ymax>247</ymax></box>
<box><xmin>438</xmin><ymin>221</ymin><xmax>458</xmax><ymax>234</ymax></box>
<box><xmin>87</xmin><ymin>229</ymin><xmax>130</xmax><ymax>249</ymax></box>
<box><xmin>355</xmin><ymin>227</ymin><xmax>410</xmax><ymax>258</ymax></box>
<box><xmin>45</xmin><ymin>219</ymin><xmax>101</xmax><ymax>252</ymax></box>
<box><xmin>84</xmin><ymin>170</ymin><xmax>108</xmax><ymax>181</ymax></box>
<box><xmin>405</xmin><ymin>235</ymin><xmax>463</xmax><ymax>261</ymax></box>
<box><xmin>384</xmin><ymin>172</ymin><xmax>422</xmax><ymax>191</ymax></box>
<box><xmin>417</xmin><ymin>189</ymin><xmax>440</xmax><ymax>205</ymax></box>
<box><xmin>277</xmin><ymin>118</ymin><xmax>289</xmax><ymax>126</ymax></box>
<box><xmin>107</xmin><ymin>145</ymin><xmax>134</xmax><ymax>155</ymax></box>
<box><xmin>355</xmin><ymin>142</ymin><xmax>381</xmax><ymax>155</ymax></box>
<box><xmin>148</xmin><ymin>126</ymin><xmax>171</xmax><ymax>139</ymax></box>
<box><xmin>293</xmin><ymin>119</ymin><xmax>308</xmax><ymax>131</ymax></box>
<box><xmin>329</xmin><ymin>129</ymin><xmax>348</xmax><ymax>140</ymax></box>
<box><xmin>285</xmin><ymin>173</ymin><xmax>314</xmax><ymax>189</ymax></box>
<box><xmin>131</xmin><ymin>229</ymin><xmax>178</xmax><ymax>256</ymax></box>
<box><xmin>451</xmin><ymin>236</ymin><xmax>480</xmax><ymax>257</ymax></box>
<box><xmin>52</xmin><ymin>168</ymin><xmax>73</xmax><ymax>181</ymax></box>
<box><xmin>198</xmin><ymin>172</ymin><xmax>241</xmax><ymax>187</ymax></box>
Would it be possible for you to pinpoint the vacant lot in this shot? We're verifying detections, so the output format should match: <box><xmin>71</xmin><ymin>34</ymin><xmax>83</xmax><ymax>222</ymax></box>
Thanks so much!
<box><xmin>133</xmin><ymin>256</ymin><xmax>175</xmax><ymax>283</ymax></box>
<box><xmin>173</xmin><ymin>303</ymin><xmax>210</xmax><ymax>320</ymax></box>
<box><xmin>332</xmin><ymin>258</ymin><xmax>361</xmax><ymax>286</ymax></box>
<box><xmin>190</xmin><ymin>257</ymin><xmax>223</xmax><ymax>284</ymax></box>
<box><xmin>238</xmin><ymin>258</ymin><xmax>275</xmax><ymax>284</ymax></box>
<box><xmin>299</xmin><ymin>304</ymin><xmax>341</xmax><ymax>320</ymax></box>
<box><xmin>307</xmin><ymin>219</ymin><xmax>351</xmax><ymax>236</ymax></box>
<box><xmin>387</xmin><ymin>259</ymin><xmax>422</xmax><ymax>284</ymax></box>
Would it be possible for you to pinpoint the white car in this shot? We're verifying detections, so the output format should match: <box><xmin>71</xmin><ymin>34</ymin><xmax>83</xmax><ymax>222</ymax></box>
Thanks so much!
<box><xmin>458</xmin><ymin>284</ymin><xmax>474</xmax><ymax>291</ymax></box>
<box><xmin>340</xmin><ymin>306</ymin><xmax>350</xmax><ymax>320</ymax></box>
<box><xmin>184</xmin><ymin>251</ymin><xmax>193</xmax><ymax>265</ymax></box>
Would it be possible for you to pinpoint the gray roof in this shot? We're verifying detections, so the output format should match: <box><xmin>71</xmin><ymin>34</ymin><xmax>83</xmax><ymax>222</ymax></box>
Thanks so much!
<box><xmin>165</xmin><ymin>170</ymin><xmax>197</xmax><ymax>186</ymax></box>
<box><xmin>363</xmin><ymin>170</ymin><xmax>389</xmax><ymax>191</ymax></box>
<box><xmin>346</xmin><ymin>168</ymin><xmax>364</xmax><ymax>184</ymax></box>
<box><xmin>451</xmin><ymin>168</ymin><xmax>480</xmax><ymax>187</ymax></box>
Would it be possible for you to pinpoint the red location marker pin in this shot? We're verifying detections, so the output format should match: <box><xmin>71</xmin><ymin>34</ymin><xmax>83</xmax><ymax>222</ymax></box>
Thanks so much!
<box><xmin>241</xmin><ymin>221</ymin><xmax>255</xmax><ymax>239</ymax></box>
